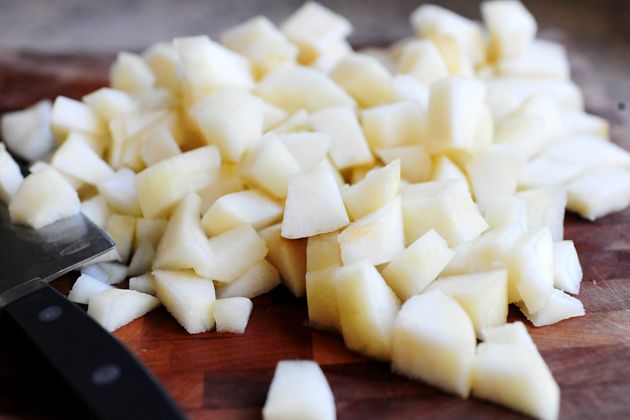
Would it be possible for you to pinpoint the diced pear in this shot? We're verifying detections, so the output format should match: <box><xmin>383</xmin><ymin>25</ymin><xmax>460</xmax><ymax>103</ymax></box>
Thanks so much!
<box><xmin>262</xmin><ymin>102</ymin><xmax>289</xmax><ymax>132</ymax></box>
<box><xmin>518</xmin><ymin>288</ymin><xmax>584</xmax><ymax>327</ymax></box>
<box><xmin>0</xmin><ymin>143</ymin><xmax>23</xmax><ymax>204</ymax></box>
<box><xmin>134</xmin><ymin>218</ymin><xmax>167</xmax><ymax>249</ymax></box>
<box><xmin>136</xmin><ymin>145</ymin><xmax>221</xmax><ymax>218</ymax></box>
<box><xmin>310</xmin><ymin>107</ymin><xmax>374</xmax><ymax>170</ymax></box>
<box><xmin>481</xmin><ymin>321</ymin><xmax>537</xmax><ymax>351</ymax></box>
<box><xmin>51</xmin><ymin>96</ymin><xmax>106</xmax><ymax>140</ymax></box>
<box><xmin>306</xmin><ymin>232</ymin><xmax>342</xmax><ymax>272</ymax></box>
<box><xmin>508</xmin><ymin>227</ymin><xmax>554</xmax><ymax>311</ymax></box>
<box><xmin>562</xmin><ymin>110</ymin><xmax>609</xmax><ymax>139</ymax></box>
<box><xmin>220</xmin><ymin>16</ymin><xmax>298</xmax><ymax>77</ymax></box>
<box><xmin>382</xmin><ymin>228</ymin><xmax>453</xmax><ymax>301</ymax></box>
<box><xmin>330</xmin><ymin>53</ymin><xmax>393</xmax><ymax>107</ymax></box>
<box><xmin>87</xmin><ymin>289</ymin><xmax>159</xmax><ymax>332</ymax></box>
<box><xmin>431</xmin><ymin>155</ymin><xmax>468</xmax><ymax>185</ymax></box>
<box><xmin>239</xmin><ymin>133</ymin><xmax>302</xmax><ymax>198</ymax></box>
<box><xmin>262</xmin><ymin>360</ymin><xmax>336</xmax><ymax>420</ymax></box>
<box><xmin>282</xmin><ymin>162</ymin><xmax>349</xmax><ymax>239</ymax></box>
<box><xmin>342</xmin><ymin>160</ymin><xmax>400</xmax><ymax>220</ymax></box>
<box><xmin>552</xmin><ymin>240</ymin><xmax>582</xmax><ymax>294</ymax></box>
<box><xmin>401</xmin><ymin>180</ymin><xmax>488</xmax><ymax>247</ymax></box>
<box><xmin>215</xmin><ymin>259</ymin><xmax>280</xmax><ymax>299</ymax></box>
<box><xmin>129</xmin><ymin>274</ymin><xmax>156</xmax><ymax>295</ymax></box>
<box><xmin>361</xmin><ymin>101</ymin><xmax>425</xmax><ymax>149</ymax></box>
<box><xmin>517</xmin><ymin>187</ymin><xmax>567</xmax><ymax>241</ymax></box>
<box><xmin>81</xmin><ymin>195</ymin><xmax>110</xmax><ymax>229</ymax></box>
<box><xmin>208</xmin><ymin>224</ymin><xmax>268</xmax><ymax>283</ymax></box>
<box><xmin>106</xmin><ymin>214</ymin><xmax>136</xmax><ymax>263</ymax></box>
<box><xmin>466</xmin><ymin>145</ymin><xmax>526</xmax><ymax>209</ymax></box>
<box><xmin>9</xmin><ymin>167</ymin><xmax>80</xmax><ymax>229</ymax></box>
<box><xmin>97</xmin><ymin>168</ymin><xmax>141</xmax><ymax>216</ymax></box>
<box><xmin>188</xmin><ymin>89</ymin><xmax>264</xmax><ymax>162</ymax></box>
<box><xmin>392</xmin><ymin>289</ymin><xmax>476</xmax><ymax>398</ymax></box>
<box><xmin>311</xmin><ymin>40</ymin><xmax>352</xmax><ymax>73</ymax></box>
<box><xmin>139</xmin><ymin>126</ymin><xmax>181</xmax><ymax>166</ymax></box>
<box><xmin>83</xmin><ymin>88</ymin><xmax>139</xmax><ymax>122</ymax></box>
<box><xmin>281</xmin><ymin>1</ymin><xmax>352</xmax><ymax>64</ymax></box>
<box><xmin>173</xmin><ymin>35</ymin><xmax>253</xmax><ymax>101</ymax></box>
<box><xmin>133</xmin><ymin>87</ymin><xmax>178</xmax><ymax>110</ymax></box>
<box><xmin>279</xmin><ymin>132</ymin><xmax>331</xmax><ymax>172</ymax></box>
<box><xmin>338</xmin><ymin>196</ymin><xmax>405</xmax><ymax>266</ymax></box>
<box><xmin>273</xmin><ymin>109</ymin><xmax>312</xmax><ymax>134</ymax></box>
<box><xmin>545</xmin><ymin>135</ymin><xmax>630</xmax><ymax>171</ymax></box>
<box><xmin>142</xmin><ymin>42</ymin><xmax>182</xmax><ymax>92</ymax></box>
<box><xmin>67</xmin><ymin>274</ymin><xmax>113</xmax><ymax>305</ymax></box>
<box><xmin>496</xmin><ymin>40</ymin><xmax>569</xmax><ymax>79</ymax></box>
<box><xmin>425</xmin><ymin>76</ymin><xmax>488</xmax><ymax>156</ymax></box>
<box><xmin>306</xmin><ymin>267</ymin><xmax>340</xmax><ymax>332</ymax></box>
<box><xmin>255</xmin><ymin>65</ymin><xmax>354</xmax><ymax>113</ymax></box>
<box><xmin>519</xmin><ymin>155</ymin><xmax>582</xmax><ymax>190</ymax></box>
<box><xmin>1</xmin><ymin>99</ymin><xmax>54</xmax><ymax>162</ymax></box>
<box><xmin>197</xmin><ymin>163</ymin><xmax>245</xmax><ymax>213</ymax></box>
<box><xmin>495</xmin><ymin>114</ymin><xmax>546</xmax><ymax>158</ymax></box>
<box><xmin>427</xmin><ymin>270</ymin><xmax>508</xmax><ymax>336</ymax></box>
<box><xmin>481</xmin><ymin>0</ymin><xmax>536</xmax><ymax>59</ymax></box>
<box><xmin>128</xmin><ymin>240</ymin><xmax>155</xmax><ymax>277</ymax></box>
<box><xmin>566</xmin><ymin>165</ymin><xmax>630</xmax><ymax>221</ymax></box>
<box><xmin>202</xmin><ymin>189</ymin><xmax>282</xmax><ymax>236</ymax></box>
<box><xmin>259</xmin><ymin>224</ymin><xmax>307</xmax><ymax>297</ymax></box>
<box><xmin>397</xmin><ymin>39</ymin><xmax>449</xmax><ymax>85</ymax></box>
<box><xmin>153</xmin><ymin>193</ymin><xmax>214</xmax><ymax>277</ymax></box>
<box><xmin>481</xmin><ymin>194</ymin><xmax>528</xmax><ymax>231</ymax></box>
<box><xmin>375</xmin><ymin>145</ymin><xmax>432</xmax><ymax>183</ymax></box>
<box><xmin>472</xmin><ymin>341</ymin><xmax>559</xmax><ymax>420</ymax></box>
<box><xmin>360</xmin><ymin>47</ymin><xmax>395</xmax><ymax>73</ymax></box>
<box><xmin>110</xmin><ymin>52</ymin><xmax>155</xmax><ymax>93</ymax></box>
<box><xmin>513</xmin><ymin>94</ymin><xmax>565</xmax><ymax>146</ymax></box>
<box><xmin>334</xmin><ymin>261</ymin><xmax>401</xmax><ymax>361</ymax></box>
<box><xmin>391</xmin><ymin>75</ymin><xmax>429</xmax><ymax>108</ymax></box>
<box><xmin>214</xmin><ymin>297</ymin><xmax>253</xmax><ymax>334</ymax></box>
<box><xmin>154</xmin><ymin>269</ymin><xmax>216</xmax><ymax>334</ymax></box>
<box><xmin>95</xmin><ymin>262</ymin><xmax>128</xmax><ymax>285</ymax></box>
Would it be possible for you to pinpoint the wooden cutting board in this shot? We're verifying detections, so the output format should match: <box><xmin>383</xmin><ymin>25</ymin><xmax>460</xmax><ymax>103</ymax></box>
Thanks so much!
<box><xmin>0</xmin><ymin>42</ymin><xmax>629</xmax><ymax>419</ymax></box>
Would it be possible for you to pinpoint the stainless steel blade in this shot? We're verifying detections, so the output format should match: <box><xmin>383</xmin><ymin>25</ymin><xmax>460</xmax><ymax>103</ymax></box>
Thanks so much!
<box><xmin>0</xmin><ymin>204</ymin><xmax>114</xmax><ymax>306</ymax></box>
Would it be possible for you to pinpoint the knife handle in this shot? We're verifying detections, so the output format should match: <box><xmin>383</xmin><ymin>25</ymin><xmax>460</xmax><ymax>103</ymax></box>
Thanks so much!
<box><xmin>3</xmin><ymin>284</ymin><xmax>185</xmax><ymax>420</ymax></box>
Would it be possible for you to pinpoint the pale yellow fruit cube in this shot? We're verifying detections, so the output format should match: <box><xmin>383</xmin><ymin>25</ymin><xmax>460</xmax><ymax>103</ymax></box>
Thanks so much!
<box><xmin>1</xmin><ymin>100</ymin><xmax>54</xmax><ymax>162</ymax></box>
<box><xmin>480</xmin><ymin>194</ymin><xmax>528</xmax><ymax>231</ymax></box>
<box><xmin>208</xmin><ymin>224</ymin><xmax>268</xmax><ymax>283</ymax></box>
<box><xmin>142</xmin><ymin>42</ymin><xmax>182</xmax><ymax>92</ymax></box>
<box><xmin>519</xmin><ymin>154</ymin><xmax>583</xmax><ymax>189</ymax></box>
<box><xmin>545</xmin><ymin>135</ymin><xmax>630</xmax><ymax>170</ymax></box>
<box><xmin>214</xmin><ymin>297</ymin><xmax>253</xmax><ymax>334</ymax></box>
<box><xmin>552</xmin><ymin>240</ymin><xmax>582</xmax><ymax>294</ymax></box>
<box><xmin>128</xmin><ymin>240</ymin><xmax>155</xmax><ymax>277</ymax></box>
<box><xmin>494</xmin><ymin>114</ymin><xmax>546</xmax><ymax>159</ymax></box>
<box><xmin>306</xmin><ymin>232</ymin><xmax>342</xmax><ymax>272</ymax></box>
<box><xmin>382</xmin><ymin>228</ymin><xmax>453</xmax><ymax>301</ymax></box>
<box><xmin>517</xmin><ymin>187</ymin><xmax>567</xmax><ymax>241</ymax></box>
<box><xmin>87</xmin><ymin>289</ymin><xmax>159</xmax><ymax>332</ymax></box>
<box><xmin>361</xmin><ymin>101</ymin><xmax>425</xmax><ymax>149</ymax></box>
<box><xmin>390</xmin><ymin>75</ymin><xmax>429</xmax><ymax>108</ymax></box>
<box><xmin>567</xmin><ymin>165</ymin><xmax>630</xmax><ymax>221</ymax></box>
<box><xmin>81</xmin><ymin>195</ymin><xmax>110</xmax><ymax>229</ymax></box>
<box><xmin>139</xmin><ymin>126</ymin><xmax>181</xmax><ymax>167</ymax></box>
<box><xmin>279</xmin><ymin>132</ymin><xmax>331</xmax><ymax>171</ymax></box>
<box><xmin>68</xmin><ymin>274</ymin><xmax>113</xmax><ymax>305</ymax></box>
<box><xmin>106</xmin><ymin>214</ymin><xmax>136</xmax><ymax>263</ymax></box>
<box><xmin>97</xmin><ymin>168</ymin><xmax>141</xmax><ymax>216</ymax></box>
<box><xmin>481</xmin><ymin>0</ymin><xmax>537</xmax><ymax>59</ymax></box>
<box><xmin>110</xmin><ymin>52</ymin><xmax>155</xmax><ymax>93</ymax></box>
<box><xmin>330</xmin><ymin>53</ymin><xmax>393</xmax><ymax>107</ymax></box>
<box><xmin>375</xmin><ymin>145</ymin><xmax>432</xmax><ymax>183</ymax></box>
<box><xmin>431</xmin><ymin>155</ymin><xmax>468</xmax><ymax>186</ymax></box>
<box><xmin>215</xmin><ymin>259</ymin><xmax>280</xmax><ymax>299</ymax></box>
<box><xmin>0</xmin><ymin>143</ymin><xmax>23</xmax><ymax>204</ymax></box>
<box><xmin>392</xmin><ymin>289</ymin><xmax>476</xmax><ymax>398</ymax></box>
<box><xmin>197</xmin><ymin>163</ymin><xmax>245</xmax><ymax>213</ymax></box>
<box><xmin>311</xmin><ymin>40</ymin><xmax>352</xmax><ymax>73</ymax></box>
<box><xmin>496</xmin><ymin>40</ymin><xmax>569</xmax><ymax>79</ymax></box>
<box><xmin>397</xmin><ymin>39</ymin><xmax>448</xmax><ymax>85</ymax></box>
<box><xmin>83</xmin><ymin>88</ymin><xmax>139</xmax><ymax>122</ymax></box>
<box><xmin>342</xmin><ymin>160</ymin><xmax>400</xmax><ymax>220</ymax></box>
<box><xmin>259</xmin><ymin>224</ymin><xmax>307</xmax><ymax>297</ymax></box>
<box><xmin>306</xmin><ymin>267</ymin><xmax>340</xmax><ymax>332</ymax></box>
<box><xmin>51</xmin><ymin>96</ymin><xmax>106</xmax><ymax>140</ymax></box>
<box><xmin>562</xmin><ymin>110</ymin><xmax>609</xmax><ymax>140</ymax></box>
<box><xmin>134</xmin><ymin>218</ymin><xmax>167</xmax><ymax>250</ymax></box>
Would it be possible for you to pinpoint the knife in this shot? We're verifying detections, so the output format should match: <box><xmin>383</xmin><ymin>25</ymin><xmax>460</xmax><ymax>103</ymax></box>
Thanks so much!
<box><xmin>0</xmin><ymin>204</ymin><xmax>184</xmax><ymax>419</ymax></box>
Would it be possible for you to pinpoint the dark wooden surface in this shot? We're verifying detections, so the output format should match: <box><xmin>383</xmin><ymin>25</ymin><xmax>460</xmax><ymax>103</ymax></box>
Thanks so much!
<box><xmin>1</xmin><ymin>1</ymin><xmax>630</xmax><ymax>418</ymax></box>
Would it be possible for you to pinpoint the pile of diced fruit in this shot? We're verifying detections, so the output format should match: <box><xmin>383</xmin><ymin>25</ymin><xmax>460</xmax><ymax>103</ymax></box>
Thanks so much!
<box><xmin>2</xmin><ymin>1</ymin><xmax>630</xmax><ymax>419</ymax></box>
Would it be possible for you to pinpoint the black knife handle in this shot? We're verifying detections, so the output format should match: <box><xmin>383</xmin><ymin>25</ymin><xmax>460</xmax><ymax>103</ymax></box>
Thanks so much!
<box><xmin>3</xmin><ymin>284</ymin><xmax>185</xmax><ymax>420</ymax></box>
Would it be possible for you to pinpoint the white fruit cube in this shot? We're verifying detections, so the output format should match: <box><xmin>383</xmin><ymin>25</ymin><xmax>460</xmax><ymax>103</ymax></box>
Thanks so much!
<box><xmin>518</xmin><ymin>288</ymin><xmax>584</xmax><ymax>327</ymax></box>
<box><xmin>361</xmin><ymin>101</ymin><xmax>425</xmax><ymax>150</ymax></box>
<box><xmin>311</xmin><ymin>40</ymin><xmax>352</xmax><ymax>73</ymax></box>
<box><xmin>67</xmin><ymin>274</ymin><xmax>113</xmax><ymax>305</ymax></box>
<box><xmin>496</xmin><ymin>40</ymin><xmax>569</xmax><ymax>79</ymax></box>
<box><xmin>338</xmin><ymin>196</ymin><xmax>405</xmax><ymax>266</ymax></box>
<box><xmin>546</xmin><ymin>136</ymin><xmax>630</xmax><ymax>170</ymax></box>
<box><xmin>334</xmin><ymin>261</ymin><xmax>401</xmax><ymax>361</ymax></box>
<box><xmin>142</xmin><ymin>42</ymin><xmax>181</xmax><ymax>92</ymax></box>
<box><xmin>1</xmin><ymin>99</ymin><xmax>54</xmax><ymax>162</ymax></box>
<box><xmin>263</xmin><ymin>360</ymin><xmax>336</xmax><ymax>420</ymax></box>
<box><xmin>87</xmin><ymin>289</ymin><xmax>159</xmax><ymax>332</ymax></box>
<box><xmin>552</xmin><ymin>240</ymin><xmax>582</xmax><ymax>294</ymax></box>
<box><xmin>81</xmin><ymin>195</ymin><xmax>110</xmax><ymax>229</ymax></box>
<box><xmin>401</xmin><ymin>180</ymin><xmax>488</xmax><ymax>247</ymax></box>
<box><xmin>425</xmin><ymin>76</ymin><xmax>488</xmax><ymax>156</ymax></box>
<box><xmin>95</xmin><ymin>262</ymin><xmax>128</xmax><ymax>285</ymax></box>
<box><xmin>272</xmin><ymin>109</ymin><xmax>311</xmax><ymax>133</ymax></box>
<box><xmin>391</xmin><ymin>75</ymin><xmax>429</xmax><ymax>108</ymax></box>
<box><xmin>342</xmin><ymin>160</ymin><xmax>400</xmax><ymax>220</ymax></box>
<box><xmin>508</xmin><ymin>227</ymin><xmax>555</xmax><ymax>311</ymax></box>
<box><xmin>154</xmin><ymin>269</ymin><xmax>216</xmax><ymax>334</ymax></box>
<box><xmin>376</xmin><ymin>145</ymin><xmax>432</xmax><ymax>183</ymax></box>
<box><xmin>427</xmin><ymin>270</ymin><xmax>508</xmax><ymax>336</ymax></box>
<box><xmin>281</xmin><ymin>1</ymin><xmax>352</xmax><ymax>64</ymax></box>
<box><xmin>397</xmin><ymin>39</ymin><xmax>449</xmax><ymax>85</ymax></box>
<box><xmin>481</xmin><ymin>0</ymin><xmax>537</xmax><ymax>59</ymax></box>
<box><xmin>215</xmin><ymin>259</ymin><xmax>280</xmax><ymax>299</ymax></box>
<box><xmin>517</xmin><ymin>187</ymin><xmax>567</xmax><ymax>241</ymax></box>
<box><xmin>97</xmin><ymin>168</ymin><xmax>141</xmax><ymax>216</ymax></box>
<box><xmin>197</xmin><ymin>164</ymin><xmax>245</xmax><ymax>213</ymax></box>
<box><xmin>306</xmin><ymin>232</ymin><xmax>342</xmax><ymax>272</ymax></box>
<box><xmin>562</xmin><ymin>110</ymin><xmax>609</xmax><ymax>139</ymax></box>
<box><xmin>153</xmin><ymin>193</ymin><xmax>214</xmax><ymax>278</ymax></box>
<box><xmin>279</xmin><ymin>132</ymin><xmax>331</xmax><ymax>172</ymax></box>
<box><xmin>466</xmin><ymin>145</ymin><xmax>526</xmax><ymax>209</ymax></box>
<box><xmin>208</xmin><ymin>224</ymin><xmax>268</xmax><ymax>283</ymax></box>
<box><xmin>239</xmin><ymin>133</ymin><xmax>302</xmax><ymax>198</ymax></box>
<box><xmin>495</xmin><ymin>114</ymin><xmax>546</xmax><ymax>159</ymax></box>
<box><xmin>567</xmin><ymin>165</ymin><xmax>630</xmax><ymax>221</ymax></box>
<box><xmin>128</xmin><ymin>240</ymin><xmax>155</xmax><ymax>277</ymax></box>
<box><xmin>188</xmin><ymin>89</ymin><xmax>264</xmax><ymax>162</ymax></box>
<box><xmin>282</xmin><ymin>163</ymin><xmax>349</xmax><ymax>239</ymax></box>
<box><xmin>139</xmin><ymin>125</ymin><xmax>181</xmax><ymax>166</ymax></box>
<box><xmin>220</xmin><ymin>16</ymin><xmax>298</xmax><ymax>77</ymax></box>
<box><xmin>306</xmin><ymin>267</ymin><xmax>340</xmax><ymax>332</ymax></box>
<box><xmin>261</xmin><ymin>102</ymin><xmax>288</xmax><ymax>132</ymax></box>
<box><xmin>134</xmin><ymin>218</ymin><xmax>168</xmax><ymax>249</ymax></box>
<box><xmin>214</xmin><ymin>297</ymin><xmax>253</xmax><ymax>334</ymax></box>
<box><xmin>106</xmin><ymin>214</ymin><xmax>136</xmax><ymax>263</ymax></box>
<box><xmin>51</xmin><ymin>96</ymin><xmax>106</xmax><ymax>140</ymax></box>
<box><xmin>392</xmin><ymin>289</ymin><xmax>476</xmax><ymax>398</ymax></box>
<box><xmin>255</xmin><ymin>66</ymin><xmax>354</xmax><ymax>113</ymax></box>
<box><xmin>310</xmin><ymin>107</ymin><xmax>374</xmax><ymax>170</ymax></box>
<box><xmin>9</xmin><ymin>167</ymin><xmax>80</xmax><ymax>229</ymax></box>
<box><xmin>382</xmin><ymin>228</ymin><xmax>453</xmax><ymax>301</ymax></box>
<box><xmin>0</xmin><ymin>143</ymin><xmax>23</xmax><ymax>204</ymax></box>
<box><xmin>481</xmin><ymin>321</ymin><xmax>537</xmax><ymax>351</ymax></box>
<box><xmin>259</xmin><ymin>224</ymin><xmax>307</xmax><ymax>297</ymax></box>
<box><xmin>129</xmin><ymin>274</ymin><xmax>156</xmax><ymax>295</ymax></box>
<box><xmin>202</xmin><ymin>189</ymin><xmax>282</xmax><ymax>236</ymax></box>
<box><xmin>136</xmin><ymin>145</ymin><xmax>221</xmax><ymax>218</ymax></box>
<box><xmin>431</xmin><ymin>155</ymin><xmax>468</xmax><ymax>185</ymax></box>
<box><xmin>110</xmin><ymin>52</ymin><xmax>155</xmax><ymax>92</ymax></box>
<box><xmin>481</xmin><ymin>194</ymin><xmax>528</xmax><ymax>231</ymax></box>
<box><xmin>83</xmin><ymin>88</ymin><xmax>139</xmax><ymax>121</ymax></box>
<box><xmin>330</xmin><ymin>53</ymin><xmax>393</xmax><ymax>107</ymax></box>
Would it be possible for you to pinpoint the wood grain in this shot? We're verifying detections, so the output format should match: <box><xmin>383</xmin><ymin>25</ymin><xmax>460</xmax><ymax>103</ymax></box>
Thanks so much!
<box><xmin>1</xmin><ymin>3</ymin><xmax>630</xmax><ymax>417</ymax></box>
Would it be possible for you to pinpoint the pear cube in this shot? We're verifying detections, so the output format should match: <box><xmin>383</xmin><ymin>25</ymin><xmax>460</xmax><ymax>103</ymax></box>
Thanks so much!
<box><xmin>207</xmin><ymin>224</ymin><xmax>268</xmax><ymax>283</ymax></box>
<box><xmin>518</xmin><ymin>288</ymin><xmax>584</xmax><ymax>327</ymax></box>
<box><xmin>81</xmin><ymin>195</ymin><xmax>111</xmax><ymax>229</ymax></box>
<box><xmin>397</xmin><ymin>39</ymin><xmax>449</xmax><ymax>85</ymax></box>
<box><xmin>214</xmin><ymin>297</ymin><xmax>253</xmax><ymax>334</ymax></box>
<box><xmin>517</xmin><ymin>187</ymin><xmax>567</xmax><ymax>241</ymax></box>
<box><xmin>87</xmin><ymin>289</ymin><xmax>159</xmax><ymax>332</ymax></box>
<box><xmin>552</xmin><ymin>240</ymin><xmax>582</xmax><ymax>294</ymax></box>
<box><xmin>67</xmin><ymin>274</ymin><xmax>113</xmax><ymax>305</ymax></box>
<box><xmin>306</xmin><ymin>267</ymin><xmax>341</xmax><ymax>332</ymax></box>
<box><xmin>279</xmin><ymin>132</ymin><xmax>331</xmax><ymax>172</ymax></box>
<box><xmin>342</xmin><ymin>160</ymin><xmax>400</xmax><ymax>220</ymax></box>
<box><xmin>83</xmin><ymin>88</ymin><xmax>139</xmax><ymax>121</ymax></box>
<box><xmin>0</xmin><ymin>143</ymin><xmax>24</xmax><ymax>204</ymax></box>
<box><xmin>215</xmin><ymin>259</ymin><xmax>280</xmax><ymax>299</ymax></box>
<box><xmin>330</xmin><ymin>53</ymin><xmax>393</xmax><ymax>107</ymax></box>
<box><xmin>97</xmin><ymin>168</ymin><xmax>141</xmax><ymax>216</ymax></box>
<box><xmin>129</xmin><ymin>274</ymin><xmax>157</xmax><ymax>295</ymax></box>
<box><xmin>361</xmin><ymin>101</ymin><xmax>425</xmax><ymax>149</ymax></box>
<box><xmin>375</xmin><ymin>145</ymin><xmax>432</xmax><ymax>183</ymax></box>
<box><xmin>259</xmin><ymin>224</ymin><xmax>307</xmax><ymax>297</ymax></box>
<box><xmin>110</xmin><ymin>52</ymin><xmax>155</xmax><ymax>93</ymax></box>
<box><xmin>566</xmin><ymin>165</ymin><xmax>630</xmax><ymax>221</ymax></box>
<box><xmin>306</xmin><ymin>232</ymin><xmax>342</xmax><ymax>272</ymax></box>
<box><xmin>481</xmin><ymin>0</ymin><xmax>537</xmax><ymax>59</ymax></box>
<box><xmin>105</xmin><ymin>214</ymin><xmax>136</xmax><ymax>263</ymax></box>
<box><xmin>142</xmin><ymin>42</ymin><xmax>181</xmax><ymax>92</ymax></box>
<box><xmin>1</xmin><ymin>100</ymin><xmax>54</xmax><ymax>162</ymax></box>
